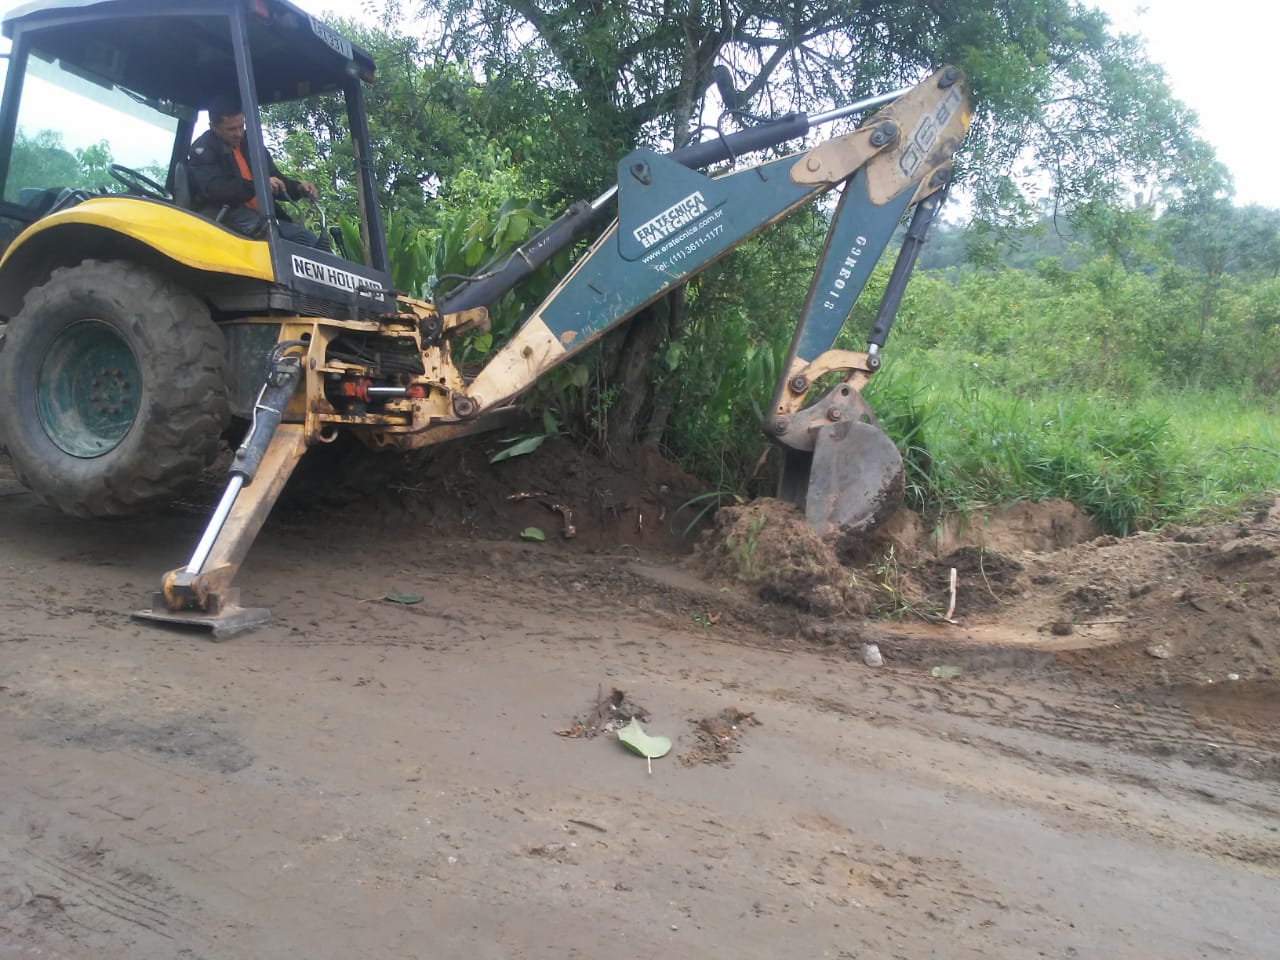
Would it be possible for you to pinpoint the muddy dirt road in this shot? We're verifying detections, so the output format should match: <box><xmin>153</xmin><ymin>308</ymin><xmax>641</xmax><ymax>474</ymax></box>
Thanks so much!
<box><xmin>1</xmin><ymin>454</ymin><xmax>1278</xmax><ymax>959</ymax></box>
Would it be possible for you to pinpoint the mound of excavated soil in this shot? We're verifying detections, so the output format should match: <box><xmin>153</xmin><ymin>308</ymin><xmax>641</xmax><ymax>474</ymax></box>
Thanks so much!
<box><xmin>865</xmin><ymin>497</ymin><xmax>1279</xmax><ymax>733</ymax></box>
<box><xmin>692</xmin><ymin>499</ymin><xmax>870</xmax><ymax>616</ymax></box>
<box><xmin>691</xmin><ymin>497</ymin><xmax>1096</xmax><ymax>621</ymax></box>
<box><xmin>1023</xmin><ymin>507</ymin><xmax>1280</xmax><ymax>690</ymax></box>
<box><xmin>691</xmin><ymin>490</ymin><xmax>1280</xmax><ymax>714</ymax></box>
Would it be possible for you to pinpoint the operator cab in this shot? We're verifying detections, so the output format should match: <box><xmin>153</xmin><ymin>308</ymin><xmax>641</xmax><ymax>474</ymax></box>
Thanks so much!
<box><xmin>0</xmin><ymin>0</ymin><xmax>393</xmax><ymax>317</ymax></box>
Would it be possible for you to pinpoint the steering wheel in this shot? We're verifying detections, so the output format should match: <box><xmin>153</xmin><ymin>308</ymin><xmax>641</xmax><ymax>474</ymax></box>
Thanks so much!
<box><xmin>109</xmin><ymin>163</ymin><xmax>170</xmax><ymax>201</ymax></box>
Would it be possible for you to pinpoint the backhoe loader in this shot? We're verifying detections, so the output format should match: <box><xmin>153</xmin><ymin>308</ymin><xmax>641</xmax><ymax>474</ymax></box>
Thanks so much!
<box><xmin>0</xmin><ymin>0</ymin><xmax>971</xmax><ymax>635</ymax></box>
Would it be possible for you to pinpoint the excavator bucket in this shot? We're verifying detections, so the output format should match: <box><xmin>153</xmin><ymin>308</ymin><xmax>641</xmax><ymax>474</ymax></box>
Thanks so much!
<box><xmin>805</xmin><ymin>419</ymin><xmax>904</xmax><ymax>534</ymax></box>
<box><xmin>776</xmin><ymin>385</ymin><xmax>905</xmax><ymax>541</ymax></box>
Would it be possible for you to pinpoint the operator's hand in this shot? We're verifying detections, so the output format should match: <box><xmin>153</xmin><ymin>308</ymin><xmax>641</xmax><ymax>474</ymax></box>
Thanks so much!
<box><xmin>298</xmin><ymin>182</ymin><xmax>319</xmax><ymax>201</ymax></box>
<box><xmin>269</xmin><ymin>175</ymin><xmax>287</xmax><ymax>197</ymax></box>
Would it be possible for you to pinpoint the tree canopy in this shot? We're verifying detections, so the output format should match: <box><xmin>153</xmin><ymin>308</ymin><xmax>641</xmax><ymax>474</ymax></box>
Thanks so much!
<box><xmin>415</xmin><ymin>0</ymin><xmax>1218</xmax><ymax>224</ymax></box>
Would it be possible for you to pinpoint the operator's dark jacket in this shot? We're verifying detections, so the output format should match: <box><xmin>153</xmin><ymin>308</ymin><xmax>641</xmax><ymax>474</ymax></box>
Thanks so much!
<box><xmin>187</xmin><ymin>128</ymin><xmax>303</xmax><ymax>227</ymax></box>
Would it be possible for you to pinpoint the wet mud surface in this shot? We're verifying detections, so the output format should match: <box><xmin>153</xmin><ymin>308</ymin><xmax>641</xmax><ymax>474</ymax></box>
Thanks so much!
<box><xmin>1</xmin><ymin>447</ymin><xmax>1278</xmax><ymax>959</ymax></box>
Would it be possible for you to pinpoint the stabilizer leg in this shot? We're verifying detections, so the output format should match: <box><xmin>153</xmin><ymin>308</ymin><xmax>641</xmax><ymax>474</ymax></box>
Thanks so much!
<box><xmin>133</xmin><ymin>423</ymin><xmax>309</xmax><ymax>637</ymax></box>
<box><xmin>134</xmin><ymin>351</ymin><xmax>305</xmax><ymax>637</ymax></box>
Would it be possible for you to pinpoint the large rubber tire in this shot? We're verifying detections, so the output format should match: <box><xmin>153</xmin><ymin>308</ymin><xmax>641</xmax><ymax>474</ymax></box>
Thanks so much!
<box><xmin>0</xmin><ymin>260</ymin><xmax>230</xmax><ymax>517</ymax></box>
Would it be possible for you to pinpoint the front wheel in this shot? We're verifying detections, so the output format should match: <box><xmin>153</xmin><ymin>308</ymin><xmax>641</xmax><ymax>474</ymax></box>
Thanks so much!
<box><xmin>0</xmin><ymin>260</ymin><xmax>230</xmax><ymax>516</ymax></box>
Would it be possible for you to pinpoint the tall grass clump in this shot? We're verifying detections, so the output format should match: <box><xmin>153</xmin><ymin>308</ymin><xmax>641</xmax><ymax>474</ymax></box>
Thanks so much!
<box><xmin>867</xmin><ymin>356</ymin><xmax>1280</xmax><ymax>534</ymax></box>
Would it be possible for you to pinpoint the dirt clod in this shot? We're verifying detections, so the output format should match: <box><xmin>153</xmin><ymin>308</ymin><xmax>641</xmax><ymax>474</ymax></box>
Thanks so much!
<box><xmin>679</xmin><ymin>707</ymin><xmax>760</xmax><ymax>766</ymax></box>
<box><xmin>693</xmin><ymin>500</ymin><xmax>868</xmax><ymax>615</ymax></box>
<box><xmin>557</xmin><ymin>687</ymin><xmax>649</xmax><ymax>739</ymax></box>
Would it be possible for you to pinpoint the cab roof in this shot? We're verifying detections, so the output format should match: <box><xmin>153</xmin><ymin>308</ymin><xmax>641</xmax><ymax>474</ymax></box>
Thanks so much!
<box><xmin>2</xmin><ymin>0</ymin><xmax>376</xmax><ymax>109</ymax></box>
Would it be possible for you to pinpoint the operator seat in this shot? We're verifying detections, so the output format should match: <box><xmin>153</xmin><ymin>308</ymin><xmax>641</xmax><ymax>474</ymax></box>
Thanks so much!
<box><xmin>172</xmin><ymin>160</ymin><xmax>228</xmax><ymax>223</ymax></box>
<box><xmin>172</xmin><ymin>161</ymin><xmax>193</xmax><ymax>210</ymax></box>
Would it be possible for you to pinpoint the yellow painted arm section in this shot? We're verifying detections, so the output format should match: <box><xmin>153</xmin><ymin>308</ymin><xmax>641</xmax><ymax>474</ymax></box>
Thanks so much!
<box><xmin>0</xmin><ymin>197</ymin><xmax>275</xmax><ymax>280</ymax></box>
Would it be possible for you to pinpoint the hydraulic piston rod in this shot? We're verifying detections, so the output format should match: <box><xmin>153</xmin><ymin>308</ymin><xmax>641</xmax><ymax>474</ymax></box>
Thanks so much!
<box><xmin>184</xmin><ymin>348</ymin><xmax>302</xmax><ymax>576</ymax></box>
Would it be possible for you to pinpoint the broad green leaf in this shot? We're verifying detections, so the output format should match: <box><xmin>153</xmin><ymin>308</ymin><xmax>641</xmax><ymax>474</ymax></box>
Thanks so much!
<box><xmin>617</xmin><ymin>718</ymin><xmax>671</xmax><ymax>759</ymax></box>
<box><xmin>504</xmin><ymin>215</ymin><xmax>530</xmax><ymax>245</ymax></box>
<box><xmin>384</xmin><ymin>588</ymin><xmax>424</xmax><ymax>604</ymax></box>
<box><xmin>489</xmin><ymin>434</ymin><xmax>546</xmax><ymax>463</ymax></box>
<box><xmin>520</xmin><ymin>526</ymin><xmax>546</xmax><ymax>541</ymax></box>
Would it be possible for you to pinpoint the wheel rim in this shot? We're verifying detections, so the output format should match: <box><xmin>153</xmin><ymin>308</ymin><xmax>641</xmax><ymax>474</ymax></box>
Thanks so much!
<box><xmin>36</xmin><ymin>319</ymin><xmax>141</xmax><ymax>458</ymax></box>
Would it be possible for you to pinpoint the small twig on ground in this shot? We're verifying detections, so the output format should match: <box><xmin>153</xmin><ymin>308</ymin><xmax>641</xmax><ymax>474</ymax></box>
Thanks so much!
<box><xmin>1075</xmin><ymin>616</ymin><xmax>1153</xmax><ymax>625</ymax></box>
<box><xmin>977</xmin><ymin>550</ymin><xmax>1000</xmax><ymax>601</ymax></box>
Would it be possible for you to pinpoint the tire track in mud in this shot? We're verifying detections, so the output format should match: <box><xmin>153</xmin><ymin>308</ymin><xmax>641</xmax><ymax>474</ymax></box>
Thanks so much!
<box><xmin>17</xmin><ymin>844</ymin><xmax>177</xmax><ymax>939</ymax></box>
<box><xmin>792</xmin><ymin>667</ymin><xmax>1280</xmax><ymax>789</ymax></box>
<box><xmin>857</xmin><ymin>671</ymin><xmax>1279</xmax><ymax>778</ymax></box>
<box><xmin>746</xmin><ymin>670</ymin><xmax>1280</xmax><ymax>866</ymax></box>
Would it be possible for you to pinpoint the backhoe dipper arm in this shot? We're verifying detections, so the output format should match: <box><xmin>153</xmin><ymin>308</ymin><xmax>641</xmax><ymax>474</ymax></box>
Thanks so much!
<box><xmin>454</xmin><ymin>67</ymin><xmax>970</xmax><ymax>417</ymax></box>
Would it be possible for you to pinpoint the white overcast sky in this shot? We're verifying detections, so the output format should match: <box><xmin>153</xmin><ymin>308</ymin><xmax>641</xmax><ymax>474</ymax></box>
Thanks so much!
<box><xmin>1</xmin><ymin>0</ymin><xmax>1276</xmax><ymax>209</ymax></box>
<box><xmin>1094</xmin><ymin>0</ymin><xmax>1278</xmax><ymax>208</ymax></box>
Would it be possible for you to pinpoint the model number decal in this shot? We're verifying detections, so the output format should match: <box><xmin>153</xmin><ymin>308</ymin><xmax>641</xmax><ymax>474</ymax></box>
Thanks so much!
<box><xmin>899</xmin><ymin>85</ymin><xmax>962</xmax><ymax>179</ymax></box>
<box><xmin>310</xmin><ymin>16</ymin><xmax>353</xmax><ymax>60</ymax></box>
<box><xmin>821</xmin><ymin>235</ymin><xmax>870</xmax><ymax>310</ymax></box>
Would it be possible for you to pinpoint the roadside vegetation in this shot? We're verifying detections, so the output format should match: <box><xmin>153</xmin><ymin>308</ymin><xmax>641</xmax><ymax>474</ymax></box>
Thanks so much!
<box><xmin>655</xmin><ymin>221</ymin><xmax>1280</xmax><ymax>535</ymax></box>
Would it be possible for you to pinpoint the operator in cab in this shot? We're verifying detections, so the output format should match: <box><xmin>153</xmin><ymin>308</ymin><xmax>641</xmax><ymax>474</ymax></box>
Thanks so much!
<box><xmin>188</xmin><ymin>95</ymin><xmax>327</xmax><ymax>248</ymax></box>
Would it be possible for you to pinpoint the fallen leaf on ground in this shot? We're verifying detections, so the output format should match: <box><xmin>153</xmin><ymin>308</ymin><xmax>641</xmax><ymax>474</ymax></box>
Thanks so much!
<box><xmin>617</xmin><ymin>718</ymin><xmax>671</xmax><ymax>761</ymax></box>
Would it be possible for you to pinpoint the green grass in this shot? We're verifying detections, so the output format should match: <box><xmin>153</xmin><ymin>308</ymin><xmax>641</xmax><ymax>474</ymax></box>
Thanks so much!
<box><xmin>865</xmin><ymin>354</ymin><xmax>1280</xmax><ymax>534</ymax></box>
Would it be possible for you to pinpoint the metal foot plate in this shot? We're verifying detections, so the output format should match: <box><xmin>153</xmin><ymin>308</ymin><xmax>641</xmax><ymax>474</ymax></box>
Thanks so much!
<box><xmin>132</xmin><ymin>591</ymin><xmax>270</xmax><ymax>640</ymax></box>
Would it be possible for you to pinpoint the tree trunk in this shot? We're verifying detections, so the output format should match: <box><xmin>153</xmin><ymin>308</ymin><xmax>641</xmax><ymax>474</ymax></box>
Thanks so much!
<box><xmin>604</xmin><ymin>305</ymin><xmax>666</xmax><ymax>455</ymax></box>
<box><xmin>641</xmin><ymin>286</ymin><xmax>689</xmax><ymax>446</ymax></box>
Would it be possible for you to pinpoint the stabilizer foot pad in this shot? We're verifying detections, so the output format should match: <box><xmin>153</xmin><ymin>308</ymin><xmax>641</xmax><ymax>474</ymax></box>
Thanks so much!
<box><xmin>132</xmin><ymin>595</ymin><xmax>270</xmax><ymax>640</ymax></box>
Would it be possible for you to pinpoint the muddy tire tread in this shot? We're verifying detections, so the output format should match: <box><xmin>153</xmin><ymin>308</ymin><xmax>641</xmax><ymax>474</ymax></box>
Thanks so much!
<box><xmin>0</xmin><ymin>259</ymin><xmax>229</xmax><ymax>516</ymax></box>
